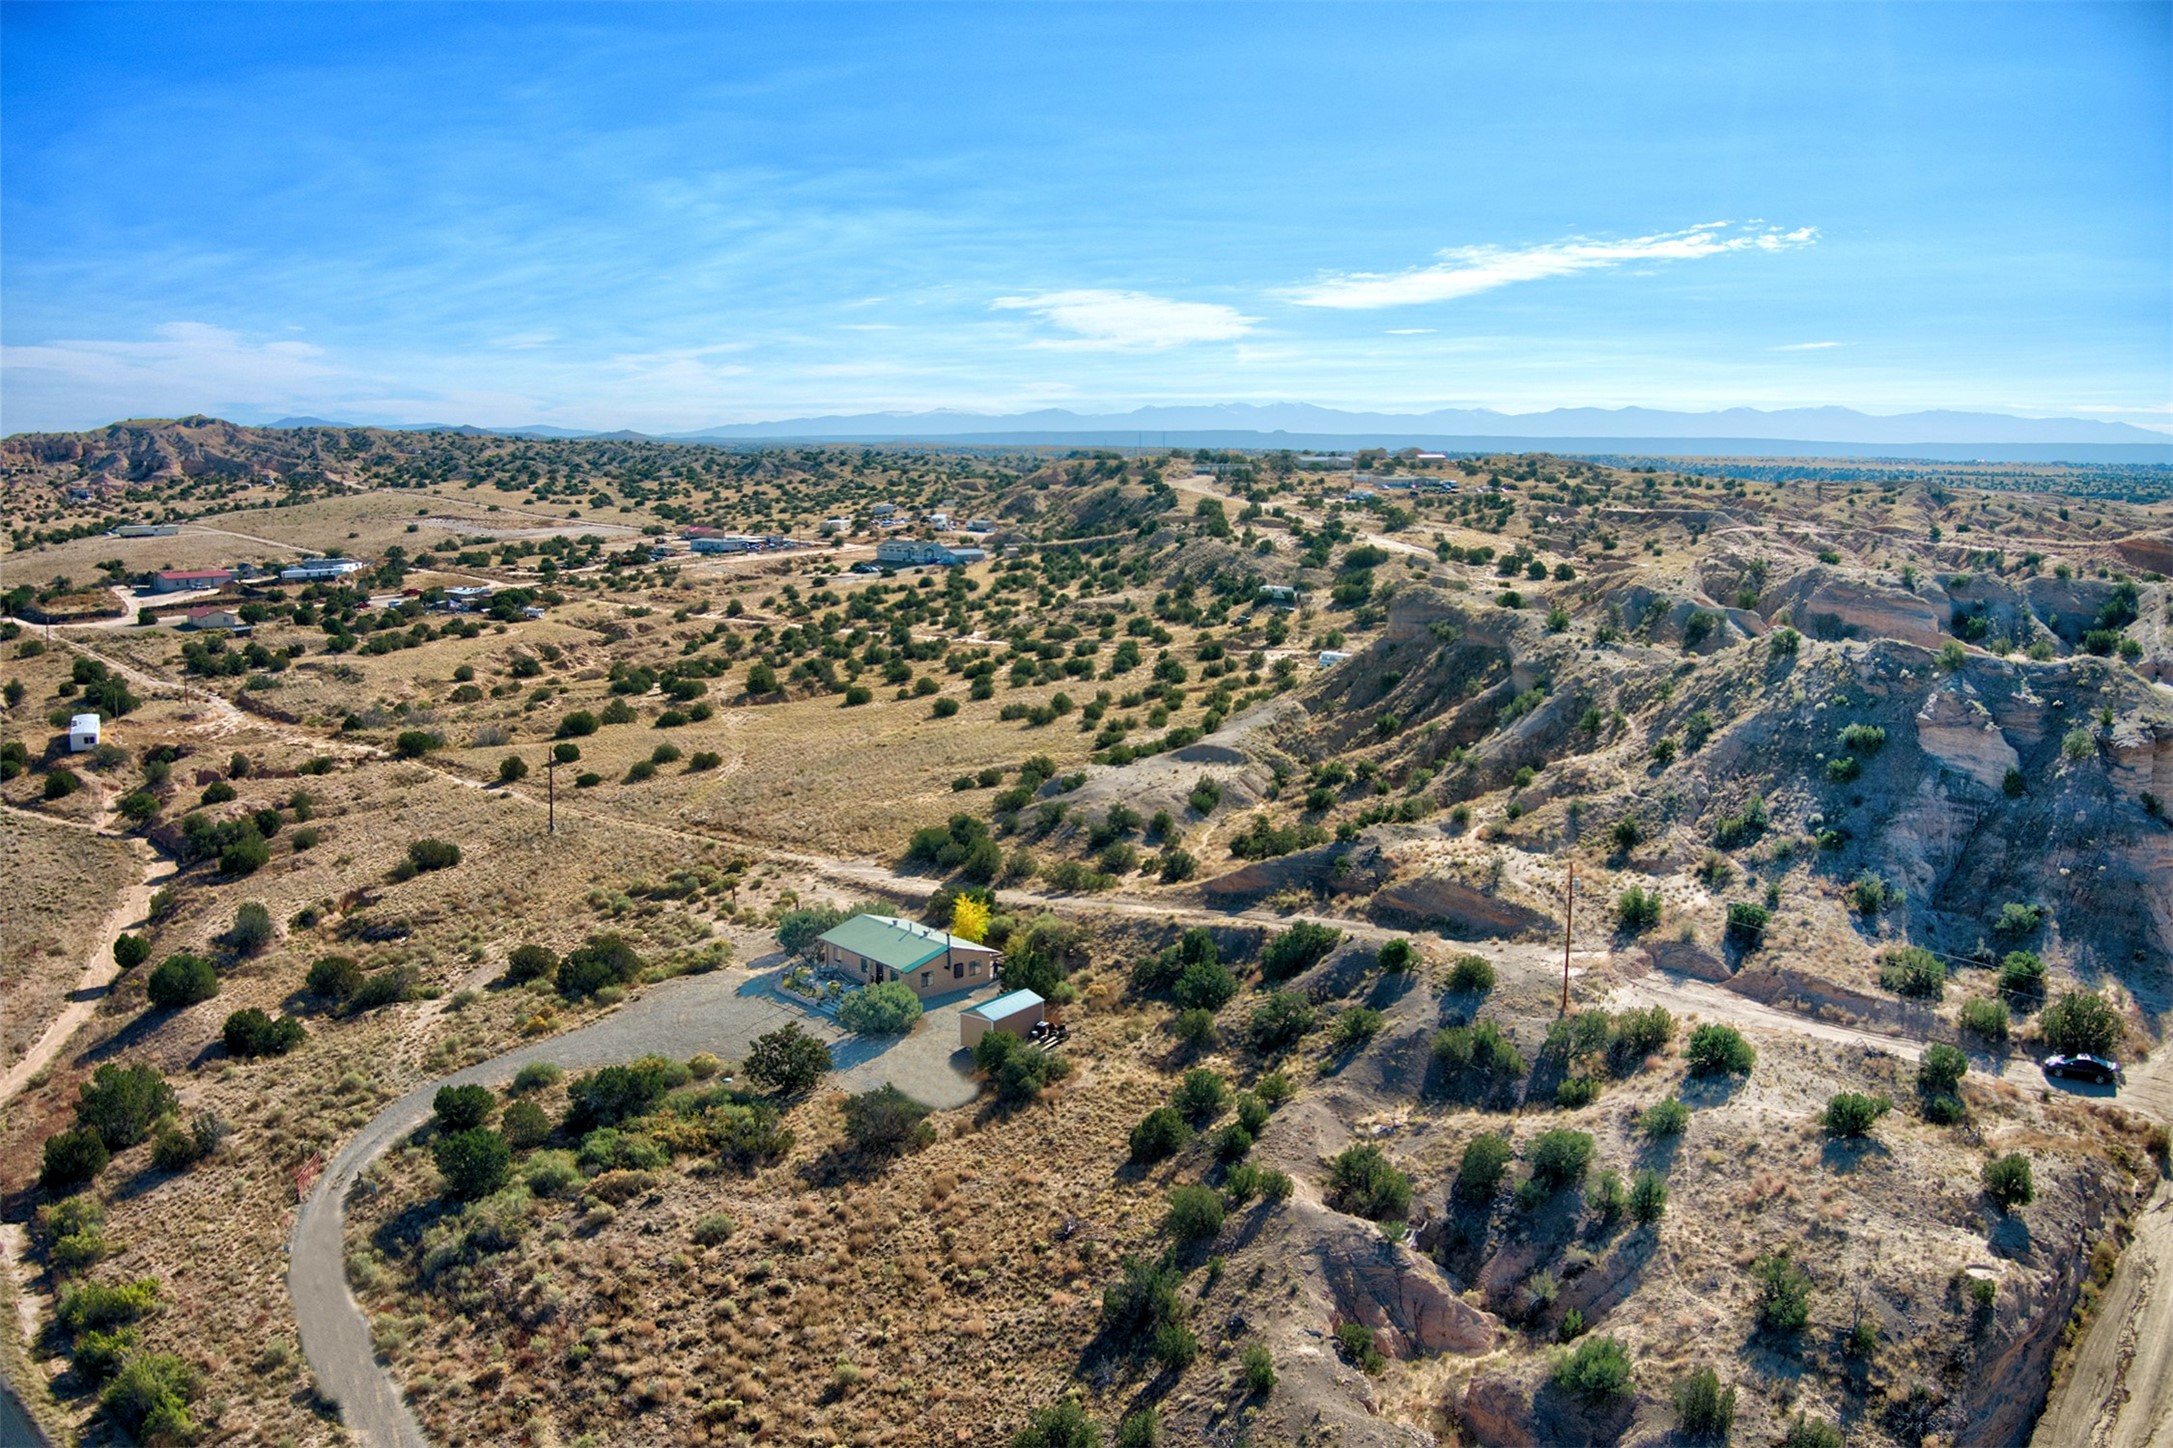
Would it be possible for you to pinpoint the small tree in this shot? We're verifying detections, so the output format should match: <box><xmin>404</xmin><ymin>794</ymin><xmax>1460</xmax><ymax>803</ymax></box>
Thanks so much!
<box><xmin>1129</xmin><ymin>1106</ymin><xmax>1192</xmax><ymax>1163</ymax></box>
<box><xmin>1527</xmin><ymin>1129</ymin><xmax>1595</xmax><ymax>1191</ymax></box>
<box><xmin>433</xmin><ymin>1084</ymin><xmax>496</xmax><ymax>1133</ymax></box>
<box><xmin>1823</xmin><ymin>1091</ymin><xmax>1892</xmax><ymax>1138</ymax></box>
<box><xmin>1164</xmin><ymin>1185</ymin><xmax>1225</xmax><ymax>1244</ymax></box>
<box><xmin>2041</xmin><ymin>989</ymin><xmax>2122</xmax><ymax>1057</ymax></box>
<box><xmin>1325</xmin><ymin>1144</ymin><xmax>1412</xmax><ymax>1220</ymax></box>
<box><xmin>112</xmin><ymin>934</ymin><xmax>150</xmax><ymax>971</ymax></box>
<box><xmin>1629</xmin><ymin>1169</ymin><xmax>1668</xmax><ymax>1224</ymax></box>
<box><xmin>841</xmin><ymin>1085</ymin><xmax>935</xmax><ymax>1157</ymax></box>
<box><xmin>1173</xmin><ymin>1068</ymin><xmax>1229</xmax><ymax>1122</ymax></box>
<box><xmin>1011</xmin><ymin>1399</ymin><xmax>1100</xmax><ymax>1448</ymax></box>
<box><xmin>1615</xmin><ymin>887</ymin><xmax>1661</xmax><ymax>934</ymax></box>
<box><xmin>224</xmin><ymin>901</ymin><xmax>275</xmax><ymax>955</ymax></box>
<box><xmin>76</xmin><ymin>1063</ymin><xmax>177</xmax><ymax>1149</ymax></box>
<box><xmin>744</xmin><ymin>1022</ymin><xmax>831</xmax><ymax>1095</ymax></box>
<box><xmin>1673</xmin><ymin>1366</ymin><xmax>1737</xmax><ymax>1443</ymax></box>
<box><xmin>1454</xmin><ymin>1133</ymin><xmax>1512</xmax><ymax>1205</ymax></box>
<box><xmin>1686</xmin><ymin>1023</ymin><xmax>1755</xmax><ymax>1076</ymax></box>
<box><xmin>950</xmin><ymin>894</ymin><xmax>991</xmax><ymax>943</ymax></box>
<box><xmin>504</xmin><ymin>943</ymin><xmax>558</xmax><ymax>984</ymax></box>
<box><xmin>1259</xmin><ymin>921</ymin><xmax>1340</xmax><ymax>981</ymax></box>
<box><xmin>1248</xmin><ymin>991</ymin><xmax>1315</xmax><ymax>1056</ymax></box>
<box><xmin>433</xmin><ymin>1127</ymin><xmax>511</xmax><ymax>1201</ymax></box>
<box><xmin>1983</xmin><ymin>1153</ymin><xmax>2034</xmax><ymax>1211</ymax></box>
<box><xmin>498</xmin><ymin>755</ymin><xmax>529</xmax><ymax>785</ymax></box>
<box><xmin>306</xmin><ymin>954</ymin><xmax>363</xmax><ymax>1001</ymax></box>
<box><xmin>1553</xmin><ymin>1335</ymin><xmax>1632</xmax><ymax>1403</ymax></box>
<box><xmin>1752</xmin><ymin>1251</ymin><xmax>1813</xmax><ymax>1332</ymax></box>
<box><xmin>1918</xmin><ymin>1043</ymin><xmax>1967</xmax><ymax>1096</ymax></box>
<box><xmin>221</xmin><ymin>1009</ymin><xmax>304</xmax><ymax>1058</ymax></box>
<box><xmin>1879</xmin><ymin>946</ymin><xmax>1945</xmax><ymax>1000</ymax></box>
<box><xmin>836</xmin><ymin>980</ymin><xmax>923</xmax><ymax>1035</ymax></box>
<box><xmin>406</xmin><ymin>837</ymin><xmax>462</xmax><ymax>872</ymax></box>
<box><xmin>1446</xmin><ymin>954</ymin><xmax>1496</xmax><ymax>993</ymax></box>
<box><xmin>41</xmin><ymin>1129</ymin><xmax>109</xmax><ymax>1191</ymax></box>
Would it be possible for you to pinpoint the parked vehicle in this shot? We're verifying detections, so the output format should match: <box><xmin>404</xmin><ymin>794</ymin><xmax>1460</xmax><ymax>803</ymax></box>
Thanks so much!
<box><xmin>2041</xmin><ymin>1053</ymin><xmax>2122</xmax><ymax>1086</ymax></box>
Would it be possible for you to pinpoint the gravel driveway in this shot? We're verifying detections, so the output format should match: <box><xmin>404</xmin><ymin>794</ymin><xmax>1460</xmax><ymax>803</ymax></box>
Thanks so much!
<box><xmin>289</xmin><ymin>964</ymin><xmax>981</xmax><ymax>1448</ymax></box>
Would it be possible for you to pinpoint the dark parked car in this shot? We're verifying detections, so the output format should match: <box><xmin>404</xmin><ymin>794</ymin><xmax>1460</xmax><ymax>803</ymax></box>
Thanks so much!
<box><xmin>2041</xmin><ymin>1054</ymin><xmax>2122</xmax><ymax>1086</ymax></box>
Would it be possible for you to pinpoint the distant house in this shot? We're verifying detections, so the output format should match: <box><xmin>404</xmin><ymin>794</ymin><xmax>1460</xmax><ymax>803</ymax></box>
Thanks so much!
<box><xmin>875</xmin><ymin>539</ymin><xmax>985</xmax><ymax>567</ymax></box>
<box><xmin>184</xmin><ymin>607</ymin><xmax>248</xmax><ymax>633</ymax></box>
<box><xmin>960</xmin><ymin>989</ymin><xmax>1046</xmax><ymax>1049</ymax></box>
<box><xmin>68</xmin><ymin>714</ymin><xmax>101</xmax><ymax>752</ymax></box>
<box><xmin>821</xmin><ymin>517</ymin><xmax>853</xmax><ymax>535</ymax></box>
<box><xmin>815</xmin><ymin>915</ymin><xmax>1000</xmax><ymax>999</ymax></box>
<box><xmin>1258</xmin><ymin>584</ymin><xmax>1298</xmax><ymax>608</ymax></box>
<box><xmin>870</xmin><ymin>502</ymin><xmax>898</xmax><ymax>518</ymax></box>
<box><xmin>963</xmin><ymin>518</ymin><xmax>995</xmax><ymax>532</ymax></box>
<box><xmin>442</xmin><ymin>586</ymin><xmax>494</xmax><ymax>611</ymax></box>
<box><xmin>114</xmin><ymin>523</ymin><xmax>180</xmax><ymax>538</ymax></box>
<box><xmin>150</xmin><ymin>569</ymin><xmax>235</xmax><ymax>594</ymax></box>
<box><xmin>926</xmin><ymin>512</ymin><xmax>951</xmax><ymax>530</ymax></box>
<box><xmin>279</xmin><ymin>558</ymin><xmax>366</xmax><ymax>583</ymax></box>
<box><xmin>690</xmin><ymin>535</ymin><xmax>757</xmax><ymax>554</ymax></box>
<box><xmin>1318</xmin><ymin>650</ymin><xmax>1351</xmax><ymax>668</ymax></box>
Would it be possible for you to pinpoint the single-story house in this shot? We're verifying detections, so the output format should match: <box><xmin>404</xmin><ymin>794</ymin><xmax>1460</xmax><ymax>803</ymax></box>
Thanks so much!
<box><xmin>184</xmin><ymin>607</ymin><xmax>248</xmax><ymax>632</ymax></box>
<box><xmin>151</xmin><ymin>568</ymin><xmax>236</xmax><ymax>593</ymax></box>
<box><xmin>964</xmin><ymin>518</ymin><xmax>995</xmax><ymax>532</ymax></box>
<box><xmin>1318</xmin><ymin>650</ymin><xmax>1351</xmax><ymax>667</ymax></box>
<box><xmin>1258</xmin><ymin>585</ymin><xmax>1298</xmax><ymax>608</ymax></box>
<box><xmin>960</xmin><ymin>989</ymin><xmax>1046</xmax><ymax>1049</ymax></box>
<box><xmin>279</xmin><ymin>558</ymin><xmax>366</xmax><ymax>583</ymax></box>
<box><xmin>870</xmin><ymin>502</ymin><xmax>898</xmax><ymax>517</ymax></box>
<box><xmin>690</xmin><ymin>535</ymin><xmax>756</xmax><ymax>554</ymax></box>
<box><xmin>114</xmin><ymin>524</ymin><xmax>180</xmax><ymax>538</ymax></box>
<box><xmin>821</xmin><ymin>517</ymin><xmax>852</xmax><ymax>535</ymax></box>
<box><xmin>68</xmin><ymin>714</ymin><xmax>101</xmax><ymax>752</ymax></box>
<box><xmin>875</xmin><ymin>539</ymin><xmax>985</xmax><ymax>568</ymax></box>
<box><xmin>814</xmin><ymin>915</ymin><xmax>1000</xmax><ymax>999</ymax></box>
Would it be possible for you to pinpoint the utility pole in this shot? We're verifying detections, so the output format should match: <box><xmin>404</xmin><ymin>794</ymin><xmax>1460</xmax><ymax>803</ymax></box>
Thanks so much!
<box><xmin>1560</xmin><ymin>864</ymin><xmax>1575</xmax><ymax>1016</ymax></box>
<box><xmin>546</xmin><ymin>755</ymin><xmax>556</xmax><ymax>835</ymax></box>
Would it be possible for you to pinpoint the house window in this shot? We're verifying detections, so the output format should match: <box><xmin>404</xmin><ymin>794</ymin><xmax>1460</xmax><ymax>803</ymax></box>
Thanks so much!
<box><xmin>953</xmin><ymin>962</ymin><xmax>963</xmax><ymax>979</ymax></box>
<box><xmin>922</xmin><ymin>972</ymin><xmax>932</xmax><ymax>988</ymax></box>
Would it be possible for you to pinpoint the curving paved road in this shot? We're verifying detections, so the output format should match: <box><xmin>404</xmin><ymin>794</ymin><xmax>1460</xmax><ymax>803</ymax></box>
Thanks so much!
<box><xmin>288</xmin><ymin>967</ymin><xmax>979</xmax><ymax>1448</ymax></box>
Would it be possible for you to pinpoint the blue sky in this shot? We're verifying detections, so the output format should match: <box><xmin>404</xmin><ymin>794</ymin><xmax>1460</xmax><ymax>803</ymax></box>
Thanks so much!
<box><xmin>2</xmin><ymin>2</ymin><xmax>2167</xmax><ymax>433</ymax></box>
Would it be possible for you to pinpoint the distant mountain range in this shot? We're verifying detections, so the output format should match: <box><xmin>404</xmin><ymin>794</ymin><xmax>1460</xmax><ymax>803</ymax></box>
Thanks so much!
<box><xmin>254</xmin><ymin>404</ymin><xmax>2173</xmax><ymax>463</ymax></box>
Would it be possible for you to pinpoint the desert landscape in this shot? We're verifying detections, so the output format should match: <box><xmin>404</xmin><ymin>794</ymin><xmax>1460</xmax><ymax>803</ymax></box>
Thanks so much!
<box><xmin>0</xmin><ymin>420</ymin><xmax>2167</xmax><ymax>1446</ymax></box>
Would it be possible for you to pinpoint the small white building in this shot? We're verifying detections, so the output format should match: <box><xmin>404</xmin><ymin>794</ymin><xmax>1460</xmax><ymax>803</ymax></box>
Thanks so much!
<box><xmin>1318</xmin><ymin>650</ymin><xmax>1351</xmax><ymax>668</ymax></box>
<box><xmin>821</xmin><ymin>517</ymin><xmax>853</xmax><ymax>535</ymax></box>
<box><xmin>960</xmin><ymin>989</ymin><xmax>1047</xmax><ymax>1049</ymax></box>
<box><xmin>68</xmin><ymin>714</ymin><xmax>101</xmax><ymax>752</ymax></box>
<box><xmin>279</xmin><ymin>558</ymin><xmax>366</xmax><ymax>583</ymax></box>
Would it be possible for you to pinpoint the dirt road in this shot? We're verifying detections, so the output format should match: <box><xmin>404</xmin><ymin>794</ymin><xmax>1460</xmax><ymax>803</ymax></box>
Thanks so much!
<box><xmin>0</xmin><ymin>832</ymin><xmax>169</xmax><ymax>1103</ymax></box>
<box><xmin>288</xmin><ymin>968</ymin><xmax>974</xmax><ymax>1448</ymax></box>
<box><xmin>2034</xmin><ymin>1180</ymin><xmax>2173</xmax><ymax>1448</ymax></box>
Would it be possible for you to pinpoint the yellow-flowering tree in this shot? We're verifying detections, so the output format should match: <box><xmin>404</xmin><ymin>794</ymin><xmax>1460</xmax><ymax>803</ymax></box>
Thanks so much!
<box><xmin>950</xmin><ymin>895</ymin><xmax>991</xmax><ymax>943</ymax></box>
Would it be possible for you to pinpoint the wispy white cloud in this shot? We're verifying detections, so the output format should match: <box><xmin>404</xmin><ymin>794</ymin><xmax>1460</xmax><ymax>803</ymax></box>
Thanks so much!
<box><xmin>1</xmin><ymin>322</ymin><xmax>332</xmax><ymax>422</ymax></box>
<box><xmin>1385</xmin><ymin>327</ymin><xmax>1436</xmax><ymax>335</ymax></box>
<box><xmin>1773</xmin><ymin>340</ymin><xmax>1841</xmax><ymax>351</ymax></box>
<box><xmin>991</xmin><ymin>289</ymin><xmax>1258</xmax><ymax>351</ymax></box>
<box><xmin>490</xmin><ymin>329</ymin><xmax>558</xmax><ymax>350</ymax></box>
<box><xmin>1284</xmin><ymin>223</ymin><xmax>1818</xmax><ymax>310</ymax></box>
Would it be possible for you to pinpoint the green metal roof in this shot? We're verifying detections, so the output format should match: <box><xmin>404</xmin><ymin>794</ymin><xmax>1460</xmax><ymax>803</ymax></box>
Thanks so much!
<box><xmin>816</xmin><ymin>914</ymin><xmax>952</xmax><ymax>973</ymax></box>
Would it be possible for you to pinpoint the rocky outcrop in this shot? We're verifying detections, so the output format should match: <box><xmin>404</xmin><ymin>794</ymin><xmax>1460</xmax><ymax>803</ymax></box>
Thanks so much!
<box><xmin>1915</xmin><ymin>679</ymin><xmax>2021</xmax><ymax>792</ymax></box>
<box><xmin>1305</xmin><ymin>1204</ymin><xmax>1499</xmax><ymax>1358</ymax></box>
<box><xmin>2113</xmin><ymin>532</ymin><xmax>2173</xmax><ymax>576</ymax></box>
<box><xmin>1787</xmin><ymin>578</ymin><xmax>1949</xmax><ymax>648</ymax></box>
<box><xmin>1369</xmin><ymin>874</ymin><xmax>1557</xmax><ymax>940</ymax></box>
